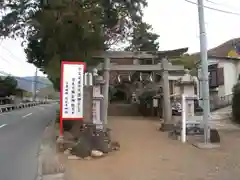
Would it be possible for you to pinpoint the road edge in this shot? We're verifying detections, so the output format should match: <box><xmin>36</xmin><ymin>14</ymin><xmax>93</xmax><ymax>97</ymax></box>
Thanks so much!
<box><xmin>35</xmin><ymin>119</ymin><xmax>66</xmax><ymax>180</ymax></box>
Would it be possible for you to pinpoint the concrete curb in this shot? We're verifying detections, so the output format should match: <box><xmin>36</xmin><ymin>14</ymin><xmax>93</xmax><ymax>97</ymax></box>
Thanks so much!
<box><xmin>36</xmin><ymin>120</ymin><xmax>66</xmax><ymax>180</ymax></box>
<box><xmin>0</xmin><ymin>101</ymin><xmax>51</xmax><ymax>113</ymax></box>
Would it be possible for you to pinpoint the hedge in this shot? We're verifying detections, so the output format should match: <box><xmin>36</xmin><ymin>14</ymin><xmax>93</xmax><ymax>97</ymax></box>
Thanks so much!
<box><xmin>232</xmin><ymin>82</ymin><xmax>240</xmax><ymax>123</ymax></box>
<box><xmin>55</xmin><ymin>105</ymin><xmax>73</xmax><ymax>131</ymax></box>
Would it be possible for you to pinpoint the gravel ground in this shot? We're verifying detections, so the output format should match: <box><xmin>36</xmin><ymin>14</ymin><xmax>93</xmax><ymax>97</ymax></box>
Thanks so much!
<box><xmin>62</xmin><ymin>116</ymin><xmax>240</xmax><ymax>180</ymax></box>
<box><xmin>39</xmin><ymin>125</ymin><xmax>65</xmax><ymax>180</ymax></box>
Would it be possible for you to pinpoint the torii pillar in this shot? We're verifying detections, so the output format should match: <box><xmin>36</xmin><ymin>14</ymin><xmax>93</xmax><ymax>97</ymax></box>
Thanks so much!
<box><xmin>94</xmin><ymin>49</ymin><xmax>187</xmax><ymax>129</ymax></box>
<box><xmin>160</xmin><ymin>57</ymin><xmax>172</xmax><ymax>131</ymax></box>
<box><xmin>102</xmin><ymin>58</ymin><xmax>110</xmax><ymax>127</ymax></box>
<box><xmin>101</xmin><ymin>57</ymin><xmax>174</xmax><ymax>130</ymax></box>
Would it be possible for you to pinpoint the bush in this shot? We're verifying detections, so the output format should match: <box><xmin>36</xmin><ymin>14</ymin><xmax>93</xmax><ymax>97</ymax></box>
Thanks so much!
<box><xmin>55</xmin><ymin>106</ymin><xmax>74</xmax><ymax>131</ymax></box>
<box><xmin>56</xmin><ymin>107</ymin><xmax>60</xmax><ymax>123</ymax></box>
<box><xmin>232</xmin><ymin>82</ymin><xmax>240</xmax><ymax>123</ymax></box>
<box><xmin>138</xmin><ymin>91</ymin><xmax>155</xmax><ymax>116</ymax></box>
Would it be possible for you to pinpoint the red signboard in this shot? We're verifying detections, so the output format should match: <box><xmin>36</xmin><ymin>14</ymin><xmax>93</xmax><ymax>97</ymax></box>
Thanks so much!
<box><xmin>59</xmin><ymin>61</ymin><xmax>86</xmax><ymax>135</ymax></box>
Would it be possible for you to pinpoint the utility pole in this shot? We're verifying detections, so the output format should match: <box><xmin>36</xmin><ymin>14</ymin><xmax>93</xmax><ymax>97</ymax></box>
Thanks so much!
<box><xmin>197</xmin><ymin>0</ymin><xmax>211</xmax><ymax>144</ymax></box>
<box><xmin>32</xmin><ymin>67</ymin><xmax>38</xmax><ymax>101</ymax></box>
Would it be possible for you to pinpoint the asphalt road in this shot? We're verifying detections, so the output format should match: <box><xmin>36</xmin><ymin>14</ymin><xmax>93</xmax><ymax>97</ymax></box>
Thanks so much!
<box><xmin>0</xmin><ymin>103</ymin><xmax>56</xmax><ymax>180</ymax></box>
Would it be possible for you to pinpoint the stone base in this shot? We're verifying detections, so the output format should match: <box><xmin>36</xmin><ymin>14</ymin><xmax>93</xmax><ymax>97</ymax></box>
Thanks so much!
<box><xmin>71</xmin><ymin>124</ymin><xmax>113</xmax><ymax>158</ymax></box>
<box><xmin>56</xmin><ymin>136</ymin><xmax>65</xmax><ymax>152</ymax></box>
<box><xmin>42</xmin><ymin>173</ymin><xmax>65</xmax><ymax>180</ymax></box>
<box><xmin>192</xmin><ymin>142</ymin><xmax>220</xmax><ymax>149</ymax></box>
<box><xmin>159</xmin><ymin>123</ymin><xmax>174</xmax><ymax>132</ymax></box>
<box><xmin>176</xmin><ymin>135</ymin><xmax>203</xmax><ymax>142</ymax></box>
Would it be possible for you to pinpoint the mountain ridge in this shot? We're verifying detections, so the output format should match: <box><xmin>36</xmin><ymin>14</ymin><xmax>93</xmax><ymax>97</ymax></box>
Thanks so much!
<box><xmin>191</xmin><ymin>37</ymin><xmax>240</xmax><ymax>58</ymax></box>
<box><xmin>16</xmin><ymin>76</ymin><xmax>52</xmax><ymax>92</ymax></box>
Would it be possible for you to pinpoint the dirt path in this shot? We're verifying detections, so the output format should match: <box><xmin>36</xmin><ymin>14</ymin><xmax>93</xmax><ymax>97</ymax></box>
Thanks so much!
<box><xmin>63</xmin><ymin>116</ymin><xmax>240</xmax><ymax>180</ymax></box>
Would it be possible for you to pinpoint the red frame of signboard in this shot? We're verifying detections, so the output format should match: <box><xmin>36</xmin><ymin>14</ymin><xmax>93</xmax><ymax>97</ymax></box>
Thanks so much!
<box><xmin>59</xmin><ymin>61</ymin><xmax>86</xmax><ymax>135</ymax></box>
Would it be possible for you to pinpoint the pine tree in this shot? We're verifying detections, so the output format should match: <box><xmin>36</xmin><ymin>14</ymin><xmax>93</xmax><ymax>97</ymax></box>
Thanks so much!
<box><xmin>126</xmin><ymin>22</ymin><xmax>159</xmax><ymax>51</ymax></box>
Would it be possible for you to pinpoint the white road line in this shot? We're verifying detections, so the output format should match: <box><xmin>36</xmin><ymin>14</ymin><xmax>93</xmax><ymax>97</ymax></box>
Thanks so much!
<box><xmin>0</xmin><ymin>124</ymin><xmax>7</xmax><ymax>128</ymax></box>
<box><xmin>22</xmin><ymin>113</ymin><xmax>33</xmax><ymax>118</ymax></box>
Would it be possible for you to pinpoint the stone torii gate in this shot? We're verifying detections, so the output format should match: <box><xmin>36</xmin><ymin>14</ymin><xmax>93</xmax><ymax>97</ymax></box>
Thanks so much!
<box><xmin>93</xmin><ymin>48</ymin><xmax>187</xmax><ymax>130</ymax></box>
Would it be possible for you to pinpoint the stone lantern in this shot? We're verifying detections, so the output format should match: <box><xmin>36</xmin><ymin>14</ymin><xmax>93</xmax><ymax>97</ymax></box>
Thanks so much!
<box><xmin>176</xmin><ymin>69</ymin><xmax>196</xmax><ymax>118</ymax></box>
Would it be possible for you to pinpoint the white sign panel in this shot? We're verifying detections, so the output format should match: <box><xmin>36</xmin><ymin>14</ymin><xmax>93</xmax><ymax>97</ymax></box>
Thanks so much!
<box><xmin>93</xmin><ymin>86</ymin><xmax>101</xmax><ymax>96</ymax></box>
<box><xmin>92</xmin><ymin>100</ymin><xmax>103</xmax><ymax>129</ymax></box>
<box><xmin>153</xmin><ymin>99</ymin><xmax>158</xmax><ymax>107</ymax></box>
<box><xmin>61</xmin><ymin>62</ymin><xmax>84</xmax><ymax>119</ymax></box>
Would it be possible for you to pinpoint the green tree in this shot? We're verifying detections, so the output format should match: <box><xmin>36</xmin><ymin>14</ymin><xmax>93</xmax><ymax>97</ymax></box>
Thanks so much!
<box><xmin>125</xmin><ymin>22</ymin><xmax>159</xmax><ymax>51</ymax></box>
<box><xmin>232</xmin><ymin>82</ymin><xmax>240</xmax><ymax>123</ymax></box>
<box><xmin>0</xmin><ymin>76</ymin><xmax>18</xmax><ymax>97</ymax></box>
<box><xmin>171</xmin><ymin>54</ymin><xmax>198</xmax><ymax>75</ymax></box>
<box><xmin>0</xmin><ymin>0</ymin><xmax>148</xmax><ymax>90</ymax></box>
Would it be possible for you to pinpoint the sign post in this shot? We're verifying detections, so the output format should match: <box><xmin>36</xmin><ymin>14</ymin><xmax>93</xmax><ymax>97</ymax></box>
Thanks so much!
<box><xmin>60</xmin><ymin>61</ymin><xmax>86</xmax><ymax>135</ymax></box>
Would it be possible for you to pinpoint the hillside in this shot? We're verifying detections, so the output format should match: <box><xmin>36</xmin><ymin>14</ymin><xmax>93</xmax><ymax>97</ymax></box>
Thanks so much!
<box><xmin>208</xmin><ymin>38</ymin><xmax>240</xmax><ymax>57</ymax></box>
<box><xmin>16</xmin><ymin>76</ymin><xmax>52</xmax><ymax>92</ymax></box>
<box><xmin>177</xmin><ymin>37</ymin><xmax>240</xmax><ymax>72</ymax></box>
<box><xmin>38</xmin><ymin>86</ymin><xmax>60</xmax><ymax>99</ymax></box>
<box><xmin>192</xmin><ymin>37</ymin><xmax>240</xmax><ymax>58</ymax></box>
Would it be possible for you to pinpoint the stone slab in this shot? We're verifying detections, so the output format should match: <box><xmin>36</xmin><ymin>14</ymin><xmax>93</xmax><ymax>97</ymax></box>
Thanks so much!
<box><xmin>192</xmin><ymin>142</ymin><xmax>220</xmax><ymax>149</ymax></box>
<box><xmin>159</xmin><ymin>123</ymin><xmax>174</xmax><ymax>131</ymax></box>
<box><xmin>42</xmin><ymin>173</ymin><xmax>65</xmax><ymax>180</ymax></box>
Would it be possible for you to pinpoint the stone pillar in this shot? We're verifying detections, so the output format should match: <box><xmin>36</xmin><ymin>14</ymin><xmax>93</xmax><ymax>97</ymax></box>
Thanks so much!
<box><xmin>83</xmin><ymin>88</ymin><xmax>93</xmax><ymax>123</ymax></box>
<box><xmin>103</xmin><ymin>58</ymin><xmax>110</xmax><ymax>126</ymax></box>
<box><xmin>160</xmin><ymin>58</ymin><xmax>173</xmax><ymax>131</ymax></box>
<box><xmin>83</xmin><ymin>73</ymin><xmax>93</xmax><ymax>123</ymax></box>
<box><xmin>92</xmin><ymin>76</ymin><xmax>105</xmax><ymax>129</ymax></box>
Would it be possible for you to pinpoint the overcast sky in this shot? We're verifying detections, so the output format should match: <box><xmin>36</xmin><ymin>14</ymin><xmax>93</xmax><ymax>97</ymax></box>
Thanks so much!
<box><xmin>0</xmin><ymin>0</ymin><xmax>239</xmax><ymax>77</ymax></box>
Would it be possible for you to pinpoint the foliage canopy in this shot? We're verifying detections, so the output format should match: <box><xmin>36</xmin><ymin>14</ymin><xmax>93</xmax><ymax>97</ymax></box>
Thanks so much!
<box><xmin>125</xmin><ymin>22</ymin><xmax>159</xmax><ymax>51</ymax></box>
<box><xmin>171</xmin><ymin>54</ymin><xmax>197</xmax><ymax>75</ymax></box>
<box><xmin>0</xmin><ymin>76</ymin><xmax>19</xmax><ymax>97</ymax></box>
<box><xmin>0</xmin><ymin>0</ymin><xmax>148</xmax><ymax>90</ymax></box>
<box><xmin>232</xmin><ymin>82</ymin><xmax>240</xmax><ymax>123</ymax></box>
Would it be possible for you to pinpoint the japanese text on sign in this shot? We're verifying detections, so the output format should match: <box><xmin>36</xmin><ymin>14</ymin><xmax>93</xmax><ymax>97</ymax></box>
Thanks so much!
<box><xmin>92</xmin><ymin>100</ymin><xmax>102</xmax><ymax>129</ymax></box>
<box><xmin>61</xmin><ymin>62</ymin><xmax>84</xmax><ymax>119</ymax></box>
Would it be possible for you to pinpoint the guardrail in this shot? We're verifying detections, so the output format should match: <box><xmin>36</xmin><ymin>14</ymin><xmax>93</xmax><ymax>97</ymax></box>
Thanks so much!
<box><xmin>0</xmin><ymin>101</ymin><xmax>50</xmax><ymax>113</ymax></box>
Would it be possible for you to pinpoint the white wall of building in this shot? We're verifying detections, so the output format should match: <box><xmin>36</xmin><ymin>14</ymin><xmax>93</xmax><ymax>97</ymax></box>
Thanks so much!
<box><xmin>197</xmin><ymin>58</ymin><xmax>240</xmax><ymax>98</ymax></box>
<box><xmin>218</xmin><ymin>60</ymin><xmax>238</xmax><ymax>96</ymax></box>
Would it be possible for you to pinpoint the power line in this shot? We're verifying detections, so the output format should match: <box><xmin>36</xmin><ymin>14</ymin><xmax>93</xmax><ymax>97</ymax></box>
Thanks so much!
<box><xmin>0</xmin><ymin>42</ymin><xmax>33</xmax><ymax>77</ymax></box>
<box><xmin>0</xmin><ymin>43</ymin><xmax>28</xmax><ymax>66</ymax></box>
<box><xmin>0</xmin><ymin>43</ymin><xmax>52</xmax><ymax>86</ymax></box>
<box><xmin>184</xmin><ymin>0</ymin><xmax>240</xmax><ymax>16</ymax></box>
<box><xmin>206</xmin><ymin>0</ymin><xmax>240</xmax><ymax>12</ymax></box>
<box><xmin>0</xmin><ymin>55</ymin><xmax>12</xmax><ymax>66</ymax></box>
<box><xmin>0</xmin><ymin>49</ymin><xmax>33</xmax><ymax>76</ymax></box>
